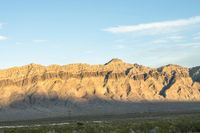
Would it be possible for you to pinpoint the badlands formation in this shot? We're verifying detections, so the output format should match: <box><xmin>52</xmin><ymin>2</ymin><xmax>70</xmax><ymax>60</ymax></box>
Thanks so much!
<box><xmin>0</xmin><ymin>58</ymin><xmax>200</xmax><ymax>121</ymax></box>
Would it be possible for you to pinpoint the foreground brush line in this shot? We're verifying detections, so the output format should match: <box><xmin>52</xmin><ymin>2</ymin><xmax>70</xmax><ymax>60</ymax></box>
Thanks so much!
<box><xmin>0</xmin><ymin>113</ymin><xmax>200</xmax><ymax>133</ymax></box>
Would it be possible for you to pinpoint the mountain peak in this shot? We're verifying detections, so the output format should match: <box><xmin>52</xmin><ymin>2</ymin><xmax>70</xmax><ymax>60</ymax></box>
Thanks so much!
<box><xmin>105</xmin><ymin>58</ymin><xmax>124</xmax><ymax>65</ymax></box>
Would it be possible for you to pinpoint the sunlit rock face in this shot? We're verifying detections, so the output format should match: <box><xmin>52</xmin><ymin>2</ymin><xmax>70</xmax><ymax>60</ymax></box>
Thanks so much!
<box><xmin>0</xmin><ymin>59</ymin><xmax>200</xmax><ymax>121</ymax></box>
<box><xmin>0</xmin><ymin>59</ymin><xmax>200</xmax><ymax>109</ymax></box>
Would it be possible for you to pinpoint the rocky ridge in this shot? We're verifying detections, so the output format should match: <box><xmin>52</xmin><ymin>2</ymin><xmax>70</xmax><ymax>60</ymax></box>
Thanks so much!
<box><xmin>0</xmin><ymin>58</ymin><xmax>200</xmax><ymax>109</ymax></box>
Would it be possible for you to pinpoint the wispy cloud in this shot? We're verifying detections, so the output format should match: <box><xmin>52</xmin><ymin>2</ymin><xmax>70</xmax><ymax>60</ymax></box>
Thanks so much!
<box><xmin>104</xmin><ymin>16</ymin><xmax>200</xmax><ymax>34</ymax></box>
<box><xmin>33</xmin><ymin>39</ymin><xmax>48</xmax><ymax>43</ymax></box>
<box><xmin>0</xmin><ymin>35</ymin><xmax>8</xmax><ymax>41</ymax></box>
<box><xmin>151</xmin><ymin>35</ymin><xmax>184</xmax><ymax>44</ymax></box>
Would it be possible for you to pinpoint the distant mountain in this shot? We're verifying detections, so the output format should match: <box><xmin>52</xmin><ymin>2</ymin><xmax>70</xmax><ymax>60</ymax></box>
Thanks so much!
<box><xmin>0</xmin><ymin>59</ymin><xmax>200</xmax><ymax>121</ymax></box>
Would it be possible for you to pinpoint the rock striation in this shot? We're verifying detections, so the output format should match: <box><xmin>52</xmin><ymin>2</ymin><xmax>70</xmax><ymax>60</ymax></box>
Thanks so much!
<box><xmin>0</xmin><ymin>59</ymin><xmax>200</xmax><ymax>121</ymax></box>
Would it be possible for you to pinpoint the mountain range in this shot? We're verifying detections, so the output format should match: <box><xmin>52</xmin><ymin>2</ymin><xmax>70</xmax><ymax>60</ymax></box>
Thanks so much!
<box><xmin>0</xmin><ymin>58</ymin><xmax>200</xmax><ymax>121</ymax></box>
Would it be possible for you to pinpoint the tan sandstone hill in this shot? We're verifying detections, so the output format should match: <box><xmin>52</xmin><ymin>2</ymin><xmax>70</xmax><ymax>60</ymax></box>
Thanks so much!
<box><xmin>0</xmin><ymin>58</ymin><xmax>200</xmax><ymax>121</ymax></box>
<box><xmin>0</xmin><ymin>58</ymin><xmax>200</xmax><ymax>109</ymax></box>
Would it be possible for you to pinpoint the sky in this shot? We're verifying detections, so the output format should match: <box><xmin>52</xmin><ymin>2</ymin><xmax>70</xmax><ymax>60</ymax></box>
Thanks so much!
<box><xmin>0</xmin><ymin>0</ymin><xmax>200</xmax><ymax>68</ymax></box>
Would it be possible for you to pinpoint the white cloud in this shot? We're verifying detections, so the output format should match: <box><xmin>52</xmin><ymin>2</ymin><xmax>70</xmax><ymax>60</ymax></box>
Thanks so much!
<box><xmin>33</xmin><ymin>39</ymin><xmax>48</xmax><ymax>43</ymax></box>
<box><xmin>151</xmin><ymin>35</ymin><xmax>184</xmax><ymax>44</ymax></box>
<box><xmin>104</xmin><ymin>16</ymin><xmax>200</xmax><ymax>34</ymax></box>
<box><xmin>0</xmin><ymin>35</ymin><xmax>8</xmax><ymax>41</ymax></box>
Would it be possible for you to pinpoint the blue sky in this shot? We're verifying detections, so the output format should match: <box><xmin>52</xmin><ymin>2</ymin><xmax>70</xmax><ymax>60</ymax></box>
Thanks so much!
<box><xmin>0</xmin><ymin>0</ymin><xmax>200</xmax><ymax>68</ymax></box>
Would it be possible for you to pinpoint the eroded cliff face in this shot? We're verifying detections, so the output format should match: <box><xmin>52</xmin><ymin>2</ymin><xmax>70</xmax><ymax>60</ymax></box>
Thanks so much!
<box><xmin>0</xmin><ymin>59</ymin><xmax>200</xmax><ymax>108</ymax></box>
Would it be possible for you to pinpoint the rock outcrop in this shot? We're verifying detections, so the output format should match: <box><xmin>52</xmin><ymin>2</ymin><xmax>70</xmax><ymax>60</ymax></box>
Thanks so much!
<box><xmin>0</xmin><ymin>59</ymin><xmax>200</xmax><ymax>121</ymax></box>
<box><xmin>0</xmin><ymin>59</ymin><xmax>200</xmax><ymax>108</ymax></box>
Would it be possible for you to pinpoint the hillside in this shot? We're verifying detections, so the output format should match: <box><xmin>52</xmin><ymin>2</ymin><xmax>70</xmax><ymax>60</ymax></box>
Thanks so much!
<box><xmin>0</xmin><ymin>59</ymin><xmax>200</xmax><ymax>121</ymax></box>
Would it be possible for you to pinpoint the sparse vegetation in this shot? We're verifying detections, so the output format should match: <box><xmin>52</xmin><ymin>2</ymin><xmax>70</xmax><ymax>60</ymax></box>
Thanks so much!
<box><xmin>1</xmin><ymin>115</ymin><xmax>200</xmax><ymax>133</ymax></box>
